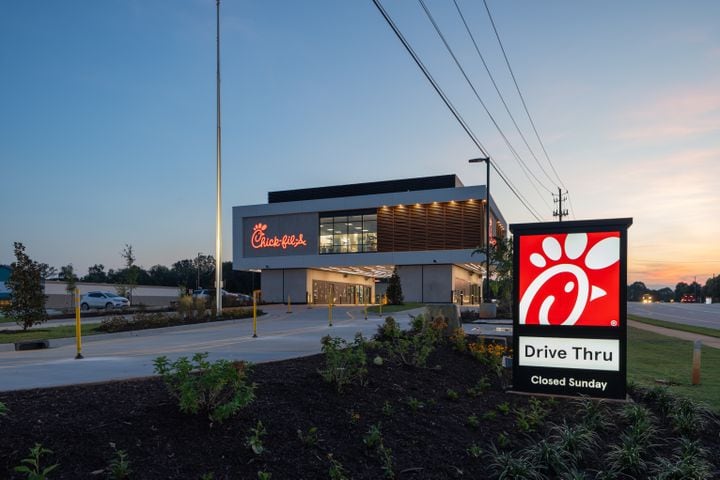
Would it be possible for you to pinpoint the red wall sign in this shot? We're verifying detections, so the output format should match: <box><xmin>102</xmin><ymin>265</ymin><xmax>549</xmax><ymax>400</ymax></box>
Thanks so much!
<box><xmin>250</xmin><ymin>223</ymin><xmax>308</xmax><ymax>250</ymax></box>
<box><xmin>518</xmin><ymin>232</ymin><xmax>620</xmax><ymax>327</ymax></box>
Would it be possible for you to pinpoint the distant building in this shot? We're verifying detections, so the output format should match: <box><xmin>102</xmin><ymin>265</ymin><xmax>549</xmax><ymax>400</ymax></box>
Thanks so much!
<box><xmin>0</xmin><ymin>265</ymin><xmax>11</xmax><ymax>305</ymax></box>
<box><xmin>232</xmin><ymin>174</ymin><xmax>506</xmax><ymax>304</ymax></box>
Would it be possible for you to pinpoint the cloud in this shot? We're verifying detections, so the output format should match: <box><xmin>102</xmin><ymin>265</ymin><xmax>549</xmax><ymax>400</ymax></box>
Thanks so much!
<box><xmin>613</xmin><ymin>87</ymin><xmax>720</xmax><ymax>142</ymax></box>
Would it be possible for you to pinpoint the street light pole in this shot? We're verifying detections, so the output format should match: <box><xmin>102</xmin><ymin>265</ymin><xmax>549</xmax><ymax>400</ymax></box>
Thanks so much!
<box><xmin>214</xmin><ymin>0</ymin><xmax>223</xmax><ymax>314</ymax></box>
<box><xmin>469</xmin><ymin>157</ymin><xmax>490</xmax><ymax>303</ymax></box>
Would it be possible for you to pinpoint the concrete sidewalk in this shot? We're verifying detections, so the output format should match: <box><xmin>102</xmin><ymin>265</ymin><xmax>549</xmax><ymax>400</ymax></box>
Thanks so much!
<box><xmin>628</xmin><ymin>320</ymin><xmax>720</xmax><ymax>349</ymax></box>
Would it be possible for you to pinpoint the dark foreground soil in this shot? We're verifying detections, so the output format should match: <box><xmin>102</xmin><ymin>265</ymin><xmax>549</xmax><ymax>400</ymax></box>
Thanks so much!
<box><xmin>1</xmin><ymin>343</ymin><xmax>719</xmax><ymax>479</ymax></box>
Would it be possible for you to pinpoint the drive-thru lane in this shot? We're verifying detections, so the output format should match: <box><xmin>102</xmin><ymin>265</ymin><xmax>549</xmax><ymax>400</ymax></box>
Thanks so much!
<box><xmin>0</xmin><ymin>305</ymin><xmax>417</xmax><ymax>392</ymax></box>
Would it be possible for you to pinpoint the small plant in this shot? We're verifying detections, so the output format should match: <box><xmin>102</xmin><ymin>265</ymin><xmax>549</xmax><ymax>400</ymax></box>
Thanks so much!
<box><xmin>467</xmin><ymin>442</ymin><xmax>483</xmax><ymax>458</ymax></box>
<box><xmin>515</xmin><ymin>398</ymin><xmax>548</xmax><ymax>433</ymax></box>
<box><xmin>349</xmin><ymin>410</ymin><xmax>361</xmax><ymax>424</ymax></box>
<box><xmin>318</xmin><ymin>334</ymin><xmax>368</xmax><ymax>393</ymax></box>
<box><xmin>449</xmin><ymin>327</ymin><xmax>467</xmax><ymax>352</ymax></box>
<box><xmin>405</xmin><ymin>396</ymin><xmax>424</xmax><ymax>412</ymax></box>
<box><xmin>526</xmin><ymin>439</ymin><xmax>569</xmax><ymax>476</ymax></box>
<box><xmin>257</xmin><ymin>471</ymin><xmax>272</xmax><ymax>480</ymax></box>
<box><xmin>378</xmin><ymin>443</ymin><xmax>395</xmax><ymax>479</ymax></box>
<box><xmin>466</xmin><ymin>415</ymin><xmax>480</xmax><ymax>429</ymax></box>
<box><xmin>14</xmin><ymin>443</ymin><xmax>59</xmax><ymax>480</ymax></box>
<box><xmin>669</xmin><ymin>397</ymin><xmax>707</xmax><ymax>436</ymax></box>
<box><xmin>573</xmin><ymin>396</ymin><xmax>610</xmax><ymax>432</ymax></box>
<box><xmin>605</xmin><ymin>432</ymin><xmax>648</xmax><ymax>476</ymax></box>
<box><xmin>482</xmin><ymin>410</ymin><xmax>498</xmax><ymax>421</ymax></box>
<box><xmin>652</xmin><ymin>438</ymin><xmax>712</xmax><ymax>480</ymax></box>
<box><xmin>550</xmin><ymin>421</ymin><xmax>598</xmax><ymax>463</ymax></box>
<box><xmin>246</xmin><ymin>420</ymin><xmax>267</xmax><ymax>455</ymax></box>
<box><xmin>375</xmin><ymin>316</ymin><xmax>401</xmax><ymax>340</ymax></box>
<box><xmin>107</xmin><ymin>443</ymin><xmax>132</xmax><ymax>479</ymax></box>
<box><xmin>153</xmin><ymin>353</ymin><xmax>255</xmax><ymax>423</ymax></box>
<box><xmin>496</xmin><ymin>431</ymin><xmax>511</xmax><ymax>449</ymax></box>
<box><xmin>467</xmin><ymin>376</ymin><xmax>491</xmax><ymax>397</ymax></box>
<box><xmin>297</xmin><ymin>426</ymin><xmax>319</xmax><ymax>447</ymax></box>
<box><xmin>446</xmin><ymin>388</ymin><xmax>459</xmax><ymax>401</ymax></box>
<box><xmin>363</xmin><ymin>423</ymin><xmax>383</xmax><ymax>449</ymax></box>
<box><xmin>327</xmin><ymin>454</ymin><xmax>349</xmax><ymax>480</ymax></box>
<box><xmin>381</xmin><ymin>400</ymin><xmax>394</xmax><ymax>417</ymax></box>
<box><xmin>486</xmin><ymin>443</ymin><xmax>543</xmax><ymax>480</ymax></box>
<box><xmin>200</xmin><ymin>474</ymin><xmax>215</xmax><ymax>480</ymax></box>
<box><xmin>497</xmin><ymin>401</ymin><xmax>511</xmax><ymax>414</ymax></box>
<box><xmin>0</xmin><ymin>400</ymin><xmax>8</xmax><ymax>416</ymax></box>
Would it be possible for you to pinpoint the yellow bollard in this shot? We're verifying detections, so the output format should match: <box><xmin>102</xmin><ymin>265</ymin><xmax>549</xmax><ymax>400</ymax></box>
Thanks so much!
<box><xmin>252</xmin><ymin>294</ymin><xmax>258</xmax><ymax>338</ymax></box>
<box><xmin>364</xmin><ymin>300</ymin><xmax>368</xmax><ymax>320</ymax></box>
<box><xmin>287</xmin><ymin>295</ymin><xmax>292</xmax><ymax>314</ymax></box>
<box><xmin>328</xmin><ymin>301</ymin><xmax>333</xmax><ymax>327</ymax></box>
<box><xmin>74</xmin><ymin>288</ymin><xmax>83</xmax><ymax>359</ymax></box>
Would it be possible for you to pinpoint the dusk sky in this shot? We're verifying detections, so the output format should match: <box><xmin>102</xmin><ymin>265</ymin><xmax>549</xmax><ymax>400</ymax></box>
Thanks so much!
<box><xmin>2</xmin><ymin>1</ymin><xmax>719</xmax><ymax>289</ymax></box>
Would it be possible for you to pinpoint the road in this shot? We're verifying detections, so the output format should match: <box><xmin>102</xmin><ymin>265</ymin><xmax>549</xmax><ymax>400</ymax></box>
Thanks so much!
<box><xmin>627</xmin><ymin>302</ymin><xmax>720</xmax><ymax>330</ymax></box>
<box><xmin>0</xmin><ymin>305</ymin><xmax>418</xmax><ymax>392</ymax></box>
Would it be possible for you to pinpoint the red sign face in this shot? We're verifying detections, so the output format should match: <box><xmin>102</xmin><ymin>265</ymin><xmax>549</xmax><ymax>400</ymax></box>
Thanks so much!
<box><xmin>519</xmin><ymin>231</ymin><xmax>620</xmax><ymax>327</ymax></box>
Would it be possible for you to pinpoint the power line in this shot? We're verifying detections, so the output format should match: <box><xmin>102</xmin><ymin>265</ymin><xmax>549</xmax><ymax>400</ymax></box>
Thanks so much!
<box><xmin>482</xmin><ymin>0</ymin><xmax>574</xmax><ymax>216</ymax></box>
<box><xmin>417</xmin><ymin>0</ymin><xmax>552</xmax><ymax>216</ymax></box>
<box><xmin>371</xmin><ymin>0</ymin><xmax>543</xmax><ymax>221</ymax></box>
<box><xmin>418</xmin><ymin>0</ymin><xmax>554</xmax><ymax>200</ymax></box>
<box><xmin>452</xmin><ymin>0</ymin><xmax>559</xmax><ymax>190</ymax></box>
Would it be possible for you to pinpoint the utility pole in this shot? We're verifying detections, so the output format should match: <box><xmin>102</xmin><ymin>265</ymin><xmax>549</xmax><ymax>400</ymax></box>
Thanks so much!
<box><xmin>553</xmin><ymin>187</ymin><xmax>568</xmax><ymax>222</ymax></box>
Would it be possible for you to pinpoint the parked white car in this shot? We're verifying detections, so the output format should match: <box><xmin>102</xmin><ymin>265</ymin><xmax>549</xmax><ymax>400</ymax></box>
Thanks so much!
<box><xmin>80</xmin><ymin>291</ymin><xmax>130</xmax><ymax>310</ymax></box>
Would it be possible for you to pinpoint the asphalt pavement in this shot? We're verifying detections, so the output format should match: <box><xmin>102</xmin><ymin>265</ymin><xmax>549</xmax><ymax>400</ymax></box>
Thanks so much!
<box><xmin>627</xmin><ymin>301</ymin><xmax>720</xmax><ymax>330</ymax></box>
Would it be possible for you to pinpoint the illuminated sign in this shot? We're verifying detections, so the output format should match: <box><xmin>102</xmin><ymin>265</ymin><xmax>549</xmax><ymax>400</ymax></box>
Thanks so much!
<box><xmin>511</xmin><ymin>218</ymin><xmax>632</xmax><ymax>400</ymax></box>
<box><xmin>518</xmin><ymin>232</ymin><xmax>620</xmax><ymax>327</ymax></box>
<box><xmin>250</xmin><ymin>223</ymin><xmax>307</xmax><ymax>250</ymax></box>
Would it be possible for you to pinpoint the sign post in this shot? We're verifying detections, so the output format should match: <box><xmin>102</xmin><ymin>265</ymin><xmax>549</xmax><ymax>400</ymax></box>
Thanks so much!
<box><xmin>74</xmin><ymin>288</ymin><xmax>83</xmax><ymax>360</ymax></box>
<box><xmin>510</xmin><ymin>218</ymin><xmax>632</xmax><ymax>400</ymax></box>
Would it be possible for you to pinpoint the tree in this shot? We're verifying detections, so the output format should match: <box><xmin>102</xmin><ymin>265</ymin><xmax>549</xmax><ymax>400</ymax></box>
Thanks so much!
<box><xmin>488</xmin><ymin>237</ymin><xmax>513</xmax><ymax>311</ymax></box>
<box><xmin>120</xmin><ymin>244</ymin><xmax>139</xmax><ymax>304</ymax></box>
<box><xmin>3</xmin><ymin>242</ymin><xmax>48</xmax><ymax>330</ymax></box>
<box><xmin>703</xmin><ymin>275</ymin><xmax>718</xmax><ymax>301</ymax></box>
<box><xmin>655</xmin><ymin>287</ymin><xmax>674</xmax><ymax>303</ymax></box>
<box><xmin>385</xmin><ymin>267</ymin><xmax>404</xmax><ymax>305</ymax></box>
<box><xmin>627</xmin><ymin>281</ymin><xmax>649</xmax><ymax>302</ymax></box>
<box><xmin>674</xmin><ymin>282</ymin><xmax>690</xmax><ymax>302</ymax></box>
<box><xmin>82</xmin><ymin>264</ymin><xmax>108</xmax><ymax>283</ymax></box>
<box><xmin>60</xmin><ymin>264</ymin><xmax>78</xmax><ymax>309</ymax></box>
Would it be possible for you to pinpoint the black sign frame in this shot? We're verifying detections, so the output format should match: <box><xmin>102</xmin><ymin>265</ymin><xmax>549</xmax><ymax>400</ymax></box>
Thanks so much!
<box><xmin>510</xmin><ymin>218</ymin><xmax>633</xmax><ymax>400</ymax></box>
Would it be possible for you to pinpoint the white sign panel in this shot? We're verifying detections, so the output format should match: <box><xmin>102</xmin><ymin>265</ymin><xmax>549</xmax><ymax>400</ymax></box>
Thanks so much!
<box><xmin>518</xmin><ymin>336</ymin><xmax>619</xmax><ymax>371</ymax></box>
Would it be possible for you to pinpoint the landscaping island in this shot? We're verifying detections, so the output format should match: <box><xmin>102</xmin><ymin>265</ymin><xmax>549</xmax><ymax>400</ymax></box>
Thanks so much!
<box><xmin>1</xmin><ymin>319</ymin><xmax>718</xmax><ymax>479</ymax></box>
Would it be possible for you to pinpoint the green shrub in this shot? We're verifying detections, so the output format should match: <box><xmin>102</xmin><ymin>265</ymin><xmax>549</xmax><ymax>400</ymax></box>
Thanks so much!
<box><xmin>318</xmin><ymin>334</ymin><xmax>368</xmax><ymax>393</ymax></box>
<box><xmin>0</xmin><ymin>401</ymin><xmax>8</xmax><ymax>416</ymax></box>
<box><xmin>98</xmin><ymin>315</ymin><xmax>132</xmax><ymax>333</ymax></box>
<box><xmin>327</xmin><ymin>453</ymin><xmax>349</xmax><ymax>480</ymax></box>
<box><xmin>14</xmin><ymin>443</ymin><xmax>58</xmax><ymax>480</ymax></box>
<box><xmin>378</xmin><ymin>315</ymin><xmax>441</xmax><ymax>368</ymax></box>
<box><xmin>153</xmin><ymin>353</ymin><xmax>255</xmax><ymax>423</ymax></box>
<box><xmin>177</xmin><ymin>294</ymin><xmax>207</xmax><ymax>320</ymax></box>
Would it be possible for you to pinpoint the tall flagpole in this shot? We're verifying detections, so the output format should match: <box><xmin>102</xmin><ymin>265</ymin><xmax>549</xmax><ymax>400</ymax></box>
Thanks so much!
<box><xmin>215</xmin><ymin>0</ymin><xmax>223</xmax><ymax>314</ymax></box>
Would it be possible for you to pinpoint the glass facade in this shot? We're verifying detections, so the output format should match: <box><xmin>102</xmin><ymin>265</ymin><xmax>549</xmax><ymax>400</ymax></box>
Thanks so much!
<box><xmin>319</xmin><ymin>212</ymin><xmax>377</xmax><ymax>254</ymax></box>
<box><xmin>312</xmin><ymin>280</ymin><xmax>372</xmax><ymax>304</ymax></box>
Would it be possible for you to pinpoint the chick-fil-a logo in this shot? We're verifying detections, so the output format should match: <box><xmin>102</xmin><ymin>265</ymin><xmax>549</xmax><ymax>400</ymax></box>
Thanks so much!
<box><xmin>519</xmin><ymin>232</ymin><xmax>620</xmax><ymax>327</ymax></box>
<box><xmin>250</xmin><ymin>223</ymin><xmax>308</xmax><ymax>250</ymax></box>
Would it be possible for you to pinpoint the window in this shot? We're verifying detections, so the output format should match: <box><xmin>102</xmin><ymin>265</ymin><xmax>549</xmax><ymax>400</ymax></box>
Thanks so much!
<box><xmin>319</xmin><ymin>212</ymin><xmax>377</xmax><ymax>254</ymax></box>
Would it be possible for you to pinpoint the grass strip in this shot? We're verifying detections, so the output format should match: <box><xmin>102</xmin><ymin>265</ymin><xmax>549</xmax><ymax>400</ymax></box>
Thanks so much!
<box><xmin>628</xmin><ymin>314</ymin><xmax>720</xmax><ymax>338</ymax></box>
<box><xmin>366</xmin><ymin>302</ymin><xmax>425</xmax><ymax>314</ymax></box>
<box><xmin>628</xmin><ymin>326</ymin><xmax>720</xmax><ymax>412</ymax></box>
<box><xmin>0</xmin><ymin>323</ymin><xmax>105</xmax><ymax>344</ymax></box>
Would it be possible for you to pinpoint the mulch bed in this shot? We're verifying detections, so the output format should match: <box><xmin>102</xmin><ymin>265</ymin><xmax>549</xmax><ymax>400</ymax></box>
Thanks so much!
<box><xmin>1</xmin><ymin>343</ymin><xmax>719</xmax><ymax>479</ymax></box>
